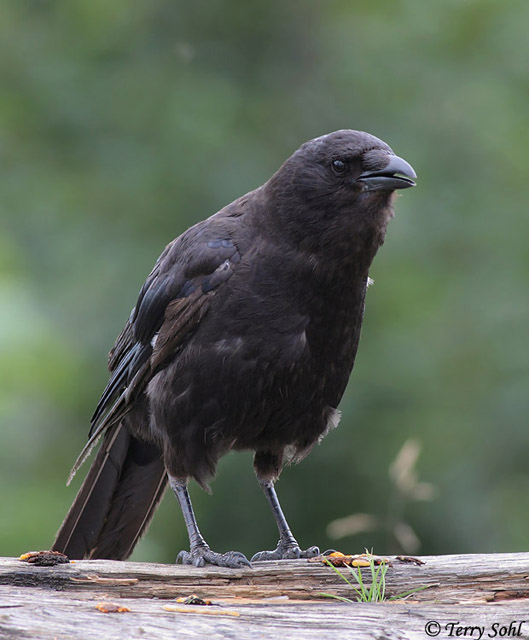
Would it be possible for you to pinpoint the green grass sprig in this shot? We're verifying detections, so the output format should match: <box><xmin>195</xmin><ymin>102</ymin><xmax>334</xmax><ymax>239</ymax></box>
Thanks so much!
<box><xmin>319</xmin><ymin>552</ymin><xmax>431</xmax><ymax>603</ymax></box>
<box><xmin>320</xmin><ymin>554</ymin><xmax>388</xmax><ymax>603</ymax></box>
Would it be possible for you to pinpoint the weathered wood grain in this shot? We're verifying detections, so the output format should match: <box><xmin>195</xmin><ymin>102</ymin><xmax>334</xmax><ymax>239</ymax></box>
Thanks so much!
<box><xmin>1</xmin><ymin>553</ymin><xmax>528</xmax><ymax>639</ymax></box>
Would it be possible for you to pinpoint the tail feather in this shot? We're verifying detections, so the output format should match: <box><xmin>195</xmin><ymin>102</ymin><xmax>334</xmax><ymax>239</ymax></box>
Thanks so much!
<box><xmin>53</xmin><ymin>424</ymin><xmax>167</xmax><ymax>560</ymax></box>
<box><xmin>90</xmin><ymin>436</ymin><xmax>168</xmax><ymax>559</ymax></box>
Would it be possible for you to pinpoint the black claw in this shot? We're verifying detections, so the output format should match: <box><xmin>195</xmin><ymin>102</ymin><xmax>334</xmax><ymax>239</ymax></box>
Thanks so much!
<box><xmin>217</xmin><ymin>551</ymin><xmax>252</xmax><ymax>568</ymax></box>
<box><xmin>176</xmin><ymin>550</ymin><xmax>187</xmax><ymax>564</ymax></box>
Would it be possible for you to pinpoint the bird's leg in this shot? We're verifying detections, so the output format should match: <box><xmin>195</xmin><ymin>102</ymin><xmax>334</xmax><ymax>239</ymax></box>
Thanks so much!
<box><xmin>251</xmin><ymin>478</ymin><xmax>320</xmax><ymax>562</ymax></box>
<box><xmin>168</xmin><ymin>476</ymin><xmax>251</xmax><ymax>568</ymax></box>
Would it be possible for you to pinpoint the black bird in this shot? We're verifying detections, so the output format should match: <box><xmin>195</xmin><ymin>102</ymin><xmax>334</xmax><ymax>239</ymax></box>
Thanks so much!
<box><xmin>52</xmin><ymin>130</ymin><xmax>416</xmax><ymax>568</ymax></box>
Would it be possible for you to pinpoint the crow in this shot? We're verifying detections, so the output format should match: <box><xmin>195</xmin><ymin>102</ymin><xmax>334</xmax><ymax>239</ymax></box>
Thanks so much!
<box><xmin>52</xmin><ymin>130</ymin><xmax>416</xmax><ymax>568</ymax></box>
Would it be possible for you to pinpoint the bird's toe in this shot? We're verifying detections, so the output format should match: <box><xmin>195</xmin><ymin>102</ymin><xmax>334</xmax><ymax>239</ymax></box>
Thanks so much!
<box><xmin>176</xmin><ymin>549</ymin><xmax>205</xmax><ymax>567</ymax></box>
<box><xmin>251</xmin><ymin>543</ymin><xmax>320</xmax><ymax>562</ymax></box>
<box><xmin>176</xmin><ymin>547</ymin><xmax>251</xmax><ymax>569</ymax></box>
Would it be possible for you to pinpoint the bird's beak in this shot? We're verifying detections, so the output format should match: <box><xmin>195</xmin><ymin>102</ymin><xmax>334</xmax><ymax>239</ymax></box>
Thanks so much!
<box><xmin>357</xmin><ymin>155</ymin><xmax>417</xmax><ymax>192</ymax></box>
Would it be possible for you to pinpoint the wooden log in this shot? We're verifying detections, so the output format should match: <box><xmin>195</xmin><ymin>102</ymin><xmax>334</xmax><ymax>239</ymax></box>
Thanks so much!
<box><xmin>1</xmin><ymin>553</ymin><xmax>529</xmax><ymax>639</ymax></box>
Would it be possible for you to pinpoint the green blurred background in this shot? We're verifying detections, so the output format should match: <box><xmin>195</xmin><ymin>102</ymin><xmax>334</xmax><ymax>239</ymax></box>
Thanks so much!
<box><xmin>2</xmin><ymin>0</ymin><xmax>528</xmax><ymax>562</ymax></box>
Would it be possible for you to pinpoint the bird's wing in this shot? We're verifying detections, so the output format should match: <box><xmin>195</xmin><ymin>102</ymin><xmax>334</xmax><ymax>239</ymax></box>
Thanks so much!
<box><xmin>68</xmin><ymin>222</ymin><xmax>241</xmax><ymax>482</ymax></box>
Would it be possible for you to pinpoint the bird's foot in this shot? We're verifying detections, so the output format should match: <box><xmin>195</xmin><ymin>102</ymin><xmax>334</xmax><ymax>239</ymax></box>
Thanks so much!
<box><xmin>251</xmin><ymin>540</ymin><xmax>320</xmax><ymax>562</ymax></box>
<box><xmin>177</xmin><ymin>545</ymin><xmax>251</xmax><ymax>569</ymax></box>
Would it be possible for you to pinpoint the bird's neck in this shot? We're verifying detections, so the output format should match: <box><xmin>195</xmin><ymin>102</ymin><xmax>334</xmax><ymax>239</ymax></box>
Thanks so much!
<box><xmin>289</xmin><ymin>206</ymin><xmax>393</xmax><ymax>279</ymax></box>
<box><xmin>258</xmin><ymin>185</ymin><xmax>394</xmax><ymax>266</ymax></box>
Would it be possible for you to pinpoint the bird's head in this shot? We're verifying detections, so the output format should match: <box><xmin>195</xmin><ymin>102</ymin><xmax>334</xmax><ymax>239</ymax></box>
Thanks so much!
<box><xmin>264</xmin><ymin>129</ymin><xmax>416</xmax><ymax>255</ymax></box>
<box><xmin>287</xmin><ymin>129</ymin><xmax>415</xmax><ymax>203</ymax></box>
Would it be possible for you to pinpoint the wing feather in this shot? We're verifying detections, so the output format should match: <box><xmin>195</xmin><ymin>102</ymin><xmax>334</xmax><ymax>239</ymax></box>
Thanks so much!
<box><xmin>69</xmin><ymin>223</ymin><xmax>241</xmax><ymax>481</ymax></box>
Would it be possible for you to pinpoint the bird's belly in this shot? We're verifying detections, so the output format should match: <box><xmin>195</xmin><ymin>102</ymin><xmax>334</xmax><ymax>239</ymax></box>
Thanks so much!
<box><xmin>149</xmin><ymin>318</ymin><xmax>353</xmax><ymax>442</ymax></box>
<box><xmin>146</xmin><ymin>285</ymin><xmax>364</xmax><ymax>484</ymax></box>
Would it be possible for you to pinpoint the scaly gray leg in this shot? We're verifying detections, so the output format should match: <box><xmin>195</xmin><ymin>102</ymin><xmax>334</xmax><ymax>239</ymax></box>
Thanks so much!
<box><xmin>251</xmin><ymin>479</ymin><xmax>319</xmax><ymax>562</ymax></box>
<box><xmin>169</xmin><ymin>476</ymin><xmax>251</xmax><ymax>568</ymax></box>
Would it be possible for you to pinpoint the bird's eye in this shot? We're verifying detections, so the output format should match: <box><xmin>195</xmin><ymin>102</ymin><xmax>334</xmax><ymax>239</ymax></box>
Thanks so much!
<box><xmin>331</xmin><ymin>159</ymin><xmax>346</xmax><ymax>174</ymax></box>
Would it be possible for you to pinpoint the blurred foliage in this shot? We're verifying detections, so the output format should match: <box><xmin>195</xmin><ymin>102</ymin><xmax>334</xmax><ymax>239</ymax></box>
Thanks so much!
<box><xmin>1</xmin><ymin>0</ymin><xmax>529</xmax><ymax>562</ymax></box>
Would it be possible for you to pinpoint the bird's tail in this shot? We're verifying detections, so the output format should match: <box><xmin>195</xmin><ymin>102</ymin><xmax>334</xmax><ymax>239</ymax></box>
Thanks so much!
<box><xmin>52</xmin><ymin>423</ymin><xmax>167</xmax><ymax>560</ymax></box>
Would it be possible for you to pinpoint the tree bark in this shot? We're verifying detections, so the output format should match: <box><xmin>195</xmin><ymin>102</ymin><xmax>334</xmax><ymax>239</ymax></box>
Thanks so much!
<box><xmin>1</xmin><ymin>553</ymin><xmax>528</xmax><ymax>639</ymax></box>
